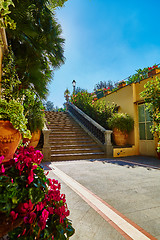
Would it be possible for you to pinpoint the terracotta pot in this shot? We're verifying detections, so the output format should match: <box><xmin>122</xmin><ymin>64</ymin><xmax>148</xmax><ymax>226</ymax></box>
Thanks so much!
<box><xmin>24</xmin><ymin>130</ymin><xmax>41</xmax><ymax>148</ymax></box>
<box><xmin>148</xmin><ymin>68</ymin><xmax>160</xmax><ymax>77</ymax></box>
<box><xmin>0</xmin><ymin>212</ymin><xmax>23</xmax><ymax>238</ymax></box>
<box><xmin>157</xmin><ymin>150</ymin><xmax>160</xmax><ymax>159</ymax></box>
<box><xmin>0</xmin><ymin>121</ymin><xmax>21</xmax><ymax>163</ymax></box>
<box><xmin>118</xmin><ymin>82</ymin><xmax>126</xmax><ymax>89</ymax></box>
<box><xmin>104</xmin><ymin>91</ymin><xmax>111</xmax><ymax>96</ymax></box>
<box><xmin>113</xmin><ymin>128</ymin><xmax>128</xmax><ymax>146</ymax></box>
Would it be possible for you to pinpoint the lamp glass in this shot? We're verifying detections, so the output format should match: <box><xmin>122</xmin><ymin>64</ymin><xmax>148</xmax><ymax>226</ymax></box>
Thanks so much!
<box><xmin>72</xmin><ymin>80</ymin><xmax>76</xmax><ymax>87</ymax></box>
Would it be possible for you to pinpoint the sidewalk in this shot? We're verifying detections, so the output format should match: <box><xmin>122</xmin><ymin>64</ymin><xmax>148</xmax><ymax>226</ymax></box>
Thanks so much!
<box><xmin>42</xmin><ymin>156</ymin><xmax>160</xmax><ymax>240</ymax></box>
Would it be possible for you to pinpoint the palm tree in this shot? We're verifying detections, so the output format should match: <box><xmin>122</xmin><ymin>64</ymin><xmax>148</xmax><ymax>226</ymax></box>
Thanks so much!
<box><xmin>6</xmin><ymin>0</ymin><xmax>66</xmax><ymax>99</ymax></box>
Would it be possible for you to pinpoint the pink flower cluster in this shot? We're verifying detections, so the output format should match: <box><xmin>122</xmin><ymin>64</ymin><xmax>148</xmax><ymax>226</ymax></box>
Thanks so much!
<box><xmin>14</xmin><ymin>146</ymin><xmax>43</xmax><ymax>185</ymax></box>
<box><xmin>0</xmin><ymin>146</ymin><xmax>72</xmax><ymax>239</ymax></box>
<box><xmin>10</xmin><ymin>178</ymin><xmax>70</xmax><ymax>238</ymax></box>
<box><xmin>0</xmin><ymin>156</ymin><xmax>5</xmax><ymax>174</ymax></box>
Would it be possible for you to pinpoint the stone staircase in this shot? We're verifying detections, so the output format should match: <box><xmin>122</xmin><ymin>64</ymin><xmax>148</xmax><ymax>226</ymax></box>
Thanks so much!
<box><xmin>45</xmin><ymin>111</ymin><xmax>106</xmax><ymax>161</ymax></box>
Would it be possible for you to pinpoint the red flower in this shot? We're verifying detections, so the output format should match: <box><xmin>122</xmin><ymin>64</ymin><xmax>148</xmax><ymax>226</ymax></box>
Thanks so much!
<box><xmin>47</xmin><ymin>207</ymin><xmax>54</xmax><ymax>214</ymax></box>
<box><xmin>36</xmin><ymin>202</ymin><xmax>44</xmax><ymax>211</ymax></box>
<box><xmin>28</xmin><ymin>169</ymin><xmax>34</xmax><ymax>184</ymax></box>
<box><xmin>38</xmin><ymin>216</ymin><xmax>46</xmax><ymax>230</ymax></box>
<box><xmin>17</xmin><ymin>200</ymin><xmax>33</xmax><ymax>215</ymax></box>
<box><xmin>10</xmin><ymin>211</ymin><xmax>18</xmax><ymax>220</ymax></box>
<box><xmin>1</xmin><ymin>164</ymin><xmax>5</xmax><ymax>173</ymax></box>
<box><xmin>42</xmin><ymin>209</ymin><xmax>49</xmax><ymax>220</ymax></box>
<box><xmin>37</xmin><ymin>209</ymin><xmax>49</xmax><ymax>230</ymax></box>
<box><xmin>24</xmin><ymin>212</ymin><xmax>36</xmax><ymax>224</ymax></box>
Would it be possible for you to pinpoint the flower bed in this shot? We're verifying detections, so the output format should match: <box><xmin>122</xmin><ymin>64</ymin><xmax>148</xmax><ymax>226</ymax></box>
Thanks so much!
<box><xmin>0</xmin><ymin>146</ymin><xmax>74</xmax><ymax>239</ymax></box>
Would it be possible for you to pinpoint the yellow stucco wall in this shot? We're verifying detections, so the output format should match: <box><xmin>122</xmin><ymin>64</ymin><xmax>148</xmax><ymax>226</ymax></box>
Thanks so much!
<box><xmin>104</xmin><ymin>85</ymin><xmax>134</xmax><ymax>117</ymax></box>
<box><xmin>100</xmin><ymin>85</ymin><xmax>135</xmax><ymax>146</ymax></box>
<box><xmin>98</xmin><ymin>76</ymin><xmax>159</xmax><ymax>158</ymax></box>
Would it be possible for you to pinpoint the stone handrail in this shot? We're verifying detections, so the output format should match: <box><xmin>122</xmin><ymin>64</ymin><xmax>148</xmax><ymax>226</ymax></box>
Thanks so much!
<box><xmin>67</xmin><ymin>102</ymin><xmax>113</xmax><ymax>156</ymax></box>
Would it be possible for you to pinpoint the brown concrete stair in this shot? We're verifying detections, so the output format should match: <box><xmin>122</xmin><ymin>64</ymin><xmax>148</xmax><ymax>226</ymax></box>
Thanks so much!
<box><xmin>45</xmin><ymin>111</ymin><xmax>106</xmax><ymax>161</ymax></box>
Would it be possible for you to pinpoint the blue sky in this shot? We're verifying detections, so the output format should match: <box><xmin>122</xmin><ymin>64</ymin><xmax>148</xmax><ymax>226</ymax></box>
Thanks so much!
<box><xmin>47</xmin><ymin>0</ymin><xmax>160</xmax><ymax>107</ymax></box>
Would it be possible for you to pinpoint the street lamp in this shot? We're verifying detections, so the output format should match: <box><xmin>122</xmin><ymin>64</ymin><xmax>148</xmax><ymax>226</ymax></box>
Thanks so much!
<box><xmin>72</xmin><ymin>80</ymin><xmax>76</xmax><ymax>93</ymax></box>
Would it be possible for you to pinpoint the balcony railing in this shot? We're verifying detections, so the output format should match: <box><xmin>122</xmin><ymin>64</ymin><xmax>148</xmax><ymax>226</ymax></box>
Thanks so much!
<box><xmin>67</xmin><ymin>102</ymin><xmax>113</xmax><ymax>156</ymax></box>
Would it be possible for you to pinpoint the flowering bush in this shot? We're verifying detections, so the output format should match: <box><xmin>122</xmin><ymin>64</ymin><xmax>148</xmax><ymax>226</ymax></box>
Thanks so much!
<box><xmin>71</xmin><ymin>91</ymin><xmax>116</xmax><ymax>129</ymax></box>
<box><xmin>0</xmin><ymin>146</ymin><xmax>74</xmax><ymax>239</ymax></box>
<box><xmin>148</xmin><ymin>64</ymin><xmax>158</xmax><ymax>71</ymax></box>
<box><xmin>140</xmin><ymin>77</ymin><xmax>160</xmax><ymax>152</ymax></box>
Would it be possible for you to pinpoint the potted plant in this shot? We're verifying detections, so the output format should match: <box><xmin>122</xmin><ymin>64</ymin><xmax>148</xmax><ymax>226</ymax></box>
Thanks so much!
<box><xmin>103</xmin><ymin>87</ymin><xmax>111</xmax><ymax>96</ymax></box>
<box><xmin>95</xmin><ymin>89</ymin><xmax>104</xmax><ymax>99</ymax></box>
<box><xmin>0</xmin><ymin>99</ymin><xmax>31</xmax><ymax>162</ymax></box>
<box><xmin>127</xmin><ymin>67</ymin><xmax>148</xmax><ymax>84</ymax></box>
<box><xmin>107</xmin><ymin>113</ymin><xmax>134</xmax><ymax>146</ymax></box>
<box><xmin>148</xmin><ymin>65</ymin><xmax>160</xmax><ymax>78</ymax></box>
<box><xmin>0</xmin><ymin>146</ymin><xmax>75</xmax><ymax>239</ymax></box>
<box><xmin>22</xmin><ymin>90</ymin><xmax>45</xmax><ymax>148</ymax></box>
<box><xmin>117</xmin><ymin>80</ymin><xmax>126</xmax><ymax>89</ymax></box>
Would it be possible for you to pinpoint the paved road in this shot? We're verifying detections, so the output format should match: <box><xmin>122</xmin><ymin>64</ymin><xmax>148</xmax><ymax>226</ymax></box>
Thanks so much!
<box><xmin>42</xmin><ymin>156</ymin><xmax>160</xmax><ymax>240</ymax></box>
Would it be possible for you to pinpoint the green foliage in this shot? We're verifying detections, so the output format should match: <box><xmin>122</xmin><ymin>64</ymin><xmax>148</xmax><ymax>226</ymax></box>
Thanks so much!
<box><xmin>0</xmin><ymin>0</ymin><xmax>16</xmax><ymax>29</ymax></box>
<box><xmin>74</xmin><ymin>87</ymin><xmax>87</xmax><ymax>94</ymax></box>
<box><xmin>140</xmin><ymin>77</ymin><xmax>160</xmax><ymax>152</ymax></box>
<box><xmin>1</xmin><ymin>47</ymin><xmax>21</xmax><ymax>101</ymax></box>
<box><xmin>6</xmin><ymin>0</ymin><xmax>65</xmax><ymax>99</ymax></box>
<box><xmin>0</xmin><ymin>164</ymin><xmax>47</xmax><ymax>215</ymax></box>
<box><xmin>64</xmin><ymin>88</ymin><xmax>70</xmax><ymax>102</ymax></box>
<box><xmin>0</xmin><ymin>147</ymin><xmax>74</xmax><ymax>239</ymax></box>
<box><xmin>127</xmin><ymin>67</ymin><xmax>149</xmax><ymax>84</ymax></box>
<box><xmin>107</xmin><ymin>113</ymin><xmax>134</xmax><ymax>133</ymax></box>
<box><xmin>45</xmin><ymin>100</ymin><xmax>55</xmax><ymax>111</ymax></box>
<box><xmin>71</xmin><ymin>91</ymin><xmax>116</xmax><ymax>129</ymax></box>
<box><xmin>21</xmin><ymin>89</ymin><xmax>45</xmax><ymax>132</ymax></box>
<box><xmin>0</xmin><ymin>99</ymin><xmax>31</xmax><ymax>138</ymax></box>
<box><xmin>47</xmin><ymin>0</ymin><xmax>68</xmax><ymax>10</ymax></box>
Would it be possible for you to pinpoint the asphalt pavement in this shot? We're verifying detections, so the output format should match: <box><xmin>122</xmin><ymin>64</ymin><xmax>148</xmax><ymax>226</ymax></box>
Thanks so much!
<box><xmin>42</xmin><ymin>155</ymin><xmax>160</xmax><ymax>240</ymax></box>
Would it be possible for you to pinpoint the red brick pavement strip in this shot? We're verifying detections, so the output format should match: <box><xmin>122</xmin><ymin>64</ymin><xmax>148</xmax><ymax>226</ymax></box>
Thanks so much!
<box><xmin>45</xmin><ymin>163</ymin><xmax>157</xmax><ymax>240</ymax></box>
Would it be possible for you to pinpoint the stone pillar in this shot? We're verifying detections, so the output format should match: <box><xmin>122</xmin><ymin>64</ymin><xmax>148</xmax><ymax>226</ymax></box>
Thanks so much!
<box><xmin>104</xmin><ymin>130</ymin><xmax>113</xmax><ymax>157</ymax></box>
<box><xmin>42</xmin><ymin>127</ymin><xmax>52</xmax><ymax>162</ymax></box>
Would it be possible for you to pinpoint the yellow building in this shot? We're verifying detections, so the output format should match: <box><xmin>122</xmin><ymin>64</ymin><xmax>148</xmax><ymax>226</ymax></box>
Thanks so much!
<box><xmin>99</xmin><ymin>74</ymin><xmax>159</xmax><ymax>158</ymax></box>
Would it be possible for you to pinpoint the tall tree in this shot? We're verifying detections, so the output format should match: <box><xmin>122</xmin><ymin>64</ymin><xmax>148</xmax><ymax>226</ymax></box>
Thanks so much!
<box><xmin>94</xmin><ymin>80</ymin><xmax>114</xmax><ymax>91</ymax></box>
<box><xmin>45</xmin><ymin>100</ymin><xmax>54</xmax><ymax>111</ymax></box>
<box><xmin>6</xmin><ymin>0</ymin><xmax>67</xmax><ymax>99</ymax></box>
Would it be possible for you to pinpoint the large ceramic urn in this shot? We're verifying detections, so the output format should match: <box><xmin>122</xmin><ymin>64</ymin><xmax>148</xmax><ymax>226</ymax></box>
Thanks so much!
<box><xmin>0</xmin><ymin>121</ymin><xmax>21</xmax><ymax>162</ymax></box>
<box><xmin>113</xmin><ymin>128</ymin><xmax>128</xmax><ymax>146</ymax></box>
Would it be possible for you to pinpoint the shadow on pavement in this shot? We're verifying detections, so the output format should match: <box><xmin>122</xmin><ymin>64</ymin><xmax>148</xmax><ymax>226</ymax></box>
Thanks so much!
<box><xmin>89</xmin><ymin>155</ymin><xmax>160</xmax><ymax>169</ymax></box>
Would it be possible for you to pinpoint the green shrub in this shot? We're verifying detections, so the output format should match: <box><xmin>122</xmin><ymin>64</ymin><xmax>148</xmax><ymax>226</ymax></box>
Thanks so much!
<box><xmin>71</xmin><ymin>91</ymin><xmax>116</xmax><ymax>129</ymax></box>
<box><xmin>107</xmin><ymin>113</ymin><xmax>134</xmax><ymax>133</ymax></box>
<box><xmin>0</xmin><ymin>99</ymin><xmax>31</xmax><ymax>138</ymax></box>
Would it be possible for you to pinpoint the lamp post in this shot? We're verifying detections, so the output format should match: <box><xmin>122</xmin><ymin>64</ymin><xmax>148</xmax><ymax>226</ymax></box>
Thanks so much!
<box><xmin>72</xmin><ymin>80</ymin><xmax>76</xmax><ymax>93</ymax></box>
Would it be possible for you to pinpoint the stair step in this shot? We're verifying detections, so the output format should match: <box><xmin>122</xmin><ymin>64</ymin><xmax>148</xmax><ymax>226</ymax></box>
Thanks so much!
<box><xmin>51</xmin><ymin>148</ymin><xmax>103</xmax><ymax>154</ymax></box>
<box><xmin>51</xmin><ymin>144</ymin><xmax>99</xmax><ymax>149</ymax></box>
<box><xmin>49</xmin><ymin>134</ymin><xmax>88</xmax><ymax>138</ymax></box>
<box><xmin>44</xmin><ymin>111</ymin><xmax>106</xmax><ymax>161</ymax></box>
<box><xmin>49</xmin><ymin>135</ymin><xmax>91</xmax><ymax>139</ymax></box>
<box><xmin>50</xmin><ymin>140</ymin><xmax>94</xmax><ymax>146</ymax></box>
<box><xmin>51</xmin><ymin>152</ymin><xmax>106</xmax><ymax>161</ymax></box>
